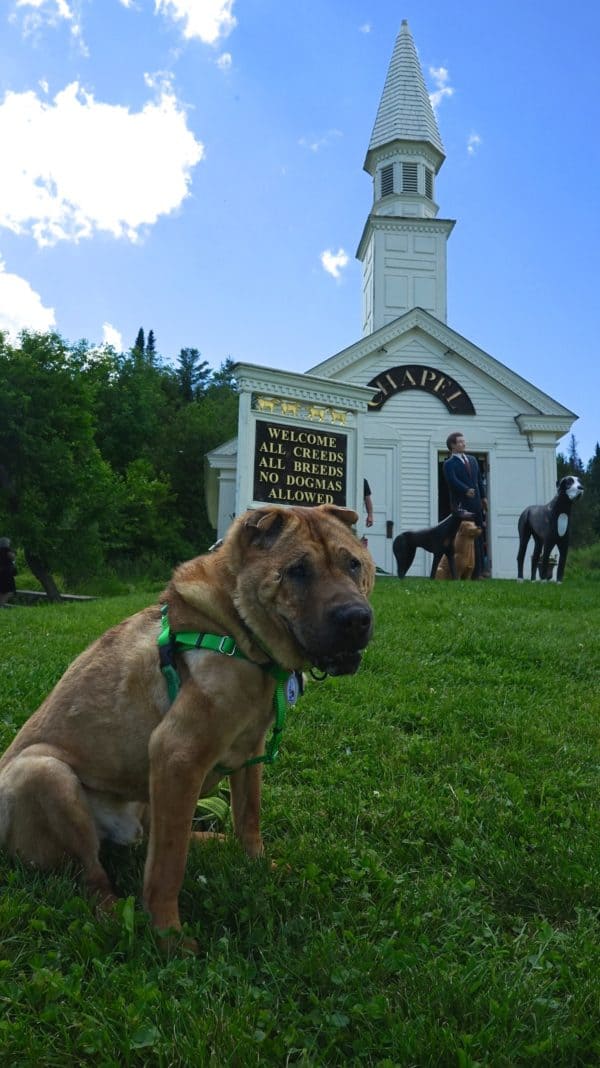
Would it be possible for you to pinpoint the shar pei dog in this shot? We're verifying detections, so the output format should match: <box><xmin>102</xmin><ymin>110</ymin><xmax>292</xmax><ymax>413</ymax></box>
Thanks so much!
<box><xmin>0</xmin><ymin>505</ymin><xmax>374</xmax><ymax>949</ymax></box>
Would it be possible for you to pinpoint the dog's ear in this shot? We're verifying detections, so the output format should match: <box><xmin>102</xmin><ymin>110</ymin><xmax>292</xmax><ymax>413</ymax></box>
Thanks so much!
<box><xmin>242</xmin><ymin>508</ymin><xmax>289</xmax><ymax>549</ymax></box>
<box><xmin>320</xmin><ymin>504</ymin><xmax>359</xmax><ymax>528</ymax></box>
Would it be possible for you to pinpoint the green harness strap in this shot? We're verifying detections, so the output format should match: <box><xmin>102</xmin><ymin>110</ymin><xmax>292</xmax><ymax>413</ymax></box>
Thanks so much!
<box><xmin>157</xmin><ymin>604</ymin><xmax>292</xmax><ymax>774</ymax></box>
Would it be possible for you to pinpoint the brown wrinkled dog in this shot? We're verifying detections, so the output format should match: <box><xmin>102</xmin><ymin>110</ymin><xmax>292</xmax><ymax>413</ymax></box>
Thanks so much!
<box><xmin>435</xmin><ymin>520</ymin><xmax>482</xmax><ymax>580</ymax></box>
<box><xmin>0</xmin><ymin>505</ymin><xmax>374</xmax><ymax>949</ymax></box>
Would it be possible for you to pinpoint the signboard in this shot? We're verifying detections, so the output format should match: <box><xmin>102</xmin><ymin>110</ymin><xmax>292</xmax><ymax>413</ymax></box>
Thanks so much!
<box><xmin>367</xmin><ymin>364</ymin><xmax>475</xmax><ymax>414</ymax></box>
<box><xmin>253</xmin><ymin>419</ymin><xmax>347</xmax><ymax>506</ymax></box>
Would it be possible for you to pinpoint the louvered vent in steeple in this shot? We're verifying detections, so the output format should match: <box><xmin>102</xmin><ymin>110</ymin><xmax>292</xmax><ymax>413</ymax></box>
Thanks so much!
<box><xmin>381</xmin><ymin>164</ymin><xmax>394</xmax><ymax>197</ymax></box>
<box><xmin>401</xmin><ymin>162</ymin><xmax>418</xmax><ymax>192</ymax></box>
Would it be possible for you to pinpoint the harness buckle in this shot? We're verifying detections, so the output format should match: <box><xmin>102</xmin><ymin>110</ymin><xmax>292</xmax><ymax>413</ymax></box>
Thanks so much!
<box><xmin>218</xmin><ymin>636</ymin><xmax>237</xmax><ymax>656</ymax></box>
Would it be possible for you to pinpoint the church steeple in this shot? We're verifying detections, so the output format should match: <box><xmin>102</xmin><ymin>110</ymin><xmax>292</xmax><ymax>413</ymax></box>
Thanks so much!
<box><xmin>358</xmin><ymin>20</ymin><xmax>454</xmax><ymax>333</ymax></box>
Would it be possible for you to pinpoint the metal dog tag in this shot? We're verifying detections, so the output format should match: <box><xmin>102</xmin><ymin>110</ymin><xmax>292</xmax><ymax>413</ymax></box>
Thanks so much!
<box><xmin>285</xmin><ymin>671</ymin><xmax>303</xmax><ymax>705</ymax></box>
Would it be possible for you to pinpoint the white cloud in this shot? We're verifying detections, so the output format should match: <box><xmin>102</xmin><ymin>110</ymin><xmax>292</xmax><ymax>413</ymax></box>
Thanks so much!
<box><xmin>299</xmin><ymin>129</ymin><xmax>342</xmax><ymax>153</ymax></box>
<box><xmin>155</xmin><ymin>0</ymin><xmax>236</xmax><ymax>44</ymax></box>
<box><xmin>0</xmin><ymin>81</ymin><xmax>204</xmax><ymax>247</ymax></box>
<box><xmin>320</xmin><ymin>248</ymin><xmax>349</xmax><ymax>280</ymax></box>
<box><xmin>216</xmin><ymin>52</ymin><xmax>232</xmax><ymax>71</ymax></box>
<box><xmin>16</xmin><ymin>0</ymin><xmax>74</xmax><ymax>18</ymax></box>
<box><xmin>0</xmin><ymin>258</ymin><xmax>56</xmax><ymax>338</ymax></box>
<box><xmin>467</xmin><ymin>132</ymin><xmax>482</xmax><ymax>156</ymax></box>
<box><xmin>102</xmin><ymin>322</ymin><xmax>123</xmax><ymax>350</ymax></box>
<box><xmin>429</xmin><ymin>66</ymin><xmax>454</xmax><ymax>112</ymax></box>
<box><xmin>359</xmin><ymin>23</ymin><xmax>371</xmax><ymax>34</ymax></box>
<box><xmin>13</xmin><ymin>0</ymin><xmax>87</xmax><ymax>53</ymax></box>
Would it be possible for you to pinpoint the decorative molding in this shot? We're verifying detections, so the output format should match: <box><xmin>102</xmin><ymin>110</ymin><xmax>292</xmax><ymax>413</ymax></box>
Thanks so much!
<box><xmin>369</xmin><ymin>216</ymin><xmax>453</xmax><ymax>235</ymax></box>
<box><xmin>253</xmin><ymin>394</ymin><xmax>353</xmax><ymax>427</ymax></box>
<box><xmin>235</xmin><ymin>362</ymin><xmax>373</xmax><ymax>413</ymax></box>
<box><xmin>367</xmin><ymin>141</ymin><xmax>442</xmax><ymax>173</ymax></box>
<box><xmin>515</xmin><ymin>414</ymin><xmax>575</xmax><ymax>435</ymax></box>
<box><xmin>356</xmin><ymin>215</ymin><xmax>454</xmax><ymax>261</ymax></box>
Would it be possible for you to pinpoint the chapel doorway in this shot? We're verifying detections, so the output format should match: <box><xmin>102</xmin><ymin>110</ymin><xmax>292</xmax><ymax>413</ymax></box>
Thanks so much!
<box><xmin>363</xmin><ymin>442</ymin><xmax>398</xmax><ymax>573</ymax></box>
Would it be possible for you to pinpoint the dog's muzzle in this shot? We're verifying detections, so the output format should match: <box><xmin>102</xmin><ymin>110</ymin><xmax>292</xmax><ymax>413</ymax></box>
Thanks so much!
<box><xmin>311</xmin><ymin>602</ymin><xmax>373</xmax><ymax>677</ymax></box>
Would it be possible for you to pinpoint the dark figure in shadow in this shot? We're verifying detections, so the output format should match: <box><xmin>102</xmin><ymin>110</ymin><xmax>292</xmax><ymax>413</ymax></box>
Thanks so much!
<box><xmin>0</xmin><ymin>537</ymin><xmax>17</xmax><ymax>607</ymax></box>
<box><xmin>393</xmin><ymin>511</ymin><xmax>474</xmax><ymax>579</ymax></box>
<box><xmin>517</xmin><ymin>475</ymin><xmax>583</xmax><ymax>583</ymax></box>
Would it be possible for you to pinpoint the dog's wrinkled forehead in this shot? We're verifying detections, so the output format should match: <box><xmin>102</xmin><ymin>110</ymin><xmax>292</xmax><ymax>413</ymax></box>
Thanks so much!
<box><xmin>229</xmin><ymin>504</ymin><xmax>375</xmax><ymax>595</ymax></box>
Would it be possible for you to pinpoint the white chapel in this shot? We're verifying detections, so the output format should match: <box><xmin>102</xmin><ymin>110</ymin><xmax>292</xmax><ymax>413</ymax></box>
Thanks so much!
<box><xmin>206</xmin><ymin>20</ymin><xmax>576</xmax><ymax>579</ymax></box>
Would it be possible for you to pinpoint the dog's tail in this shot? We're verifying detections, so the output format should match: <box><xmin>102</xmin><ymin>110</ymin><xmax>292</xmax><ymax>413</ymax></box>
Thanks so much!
<box><xmin>393</xmin><ymin>535</ymin><xmax>416</xmax><ymax>579</ymax></box>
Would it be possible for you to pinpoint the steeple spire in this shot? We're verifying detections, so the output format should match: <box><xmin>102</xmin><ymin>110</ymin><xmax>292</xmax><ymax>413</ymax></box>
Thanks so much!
<box><xmin>357</xmin><ymin>20</ymin><xmax>455</xmax><ymax>334</ymax></box>
<box><xmin>365</xmin><ymin>19</ymin><xmax>445</xmax><ymax>173</ymax></box>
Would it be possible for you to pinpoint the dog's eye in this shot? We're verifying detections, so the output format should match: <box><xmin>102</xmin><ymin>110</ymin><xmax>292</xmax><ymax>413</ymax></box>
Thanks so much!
<box><xmin>349</xmin><ymin>557</ymin><xmax>362</xmax><ymax>575</ymax></box>
<box><xmin>287</xmin><ymin>560</ymin><xmax>309</xmax><ymax>582</ymax></box>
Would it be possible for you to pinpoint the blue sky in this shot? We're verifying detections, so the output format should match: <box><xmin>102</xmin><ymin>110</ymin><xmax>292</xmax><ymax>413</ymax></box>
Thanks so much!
<box><xmin>1</xmin><ymin>0</ymin><xmax>598</xmax><ymax>462</ymax></box>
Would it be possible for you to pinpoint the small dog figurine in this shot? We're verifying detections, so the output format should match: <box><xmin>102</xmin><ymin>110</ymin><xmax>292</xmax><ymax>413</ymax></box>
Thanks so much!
<box><xmin>435</xmin><ymin>520</ymin><xmax>482</xmax><ymax>580</ymax></box>
<box><xmin>517</xmin><ymin>475</ymin><xmax>583</xmax><ymax>582</ymax></box>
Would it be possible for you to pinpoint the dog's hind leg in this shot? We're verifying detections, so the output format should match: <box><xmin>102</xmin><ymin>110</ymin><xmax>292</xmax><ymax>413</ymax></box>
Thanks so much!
<box><xmin>516</xmin><ymin>527</ymin><xmax>529</xmax><ymax>580</ymax></box>
<box><xmin>0</xmin><ymin>750</ymin><xmax>116</xmax><ymax>906</ymax></box>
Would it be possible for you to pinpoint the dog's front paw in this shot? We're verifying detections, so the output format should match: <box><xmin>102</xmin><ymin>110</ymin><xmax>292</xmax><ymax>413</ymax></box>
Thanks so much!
<box><xmin>241</xmin><ymin>834</ymin><xmax>264</xmax><ymax>859</ymax></box>
<box><xmin>156</xmin><ymin>927</ymin><xmax>199</xmax><ymax>956</ymax></box>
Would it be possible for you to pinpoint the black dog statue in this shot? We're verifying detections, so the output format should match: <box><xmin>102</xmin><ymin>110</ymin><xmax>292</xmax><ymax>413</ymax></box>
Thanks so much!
<box><xmin>393</xmin><ymin>511</ymin><xmax>474</xmax><ymax>579</ymax></box>
<box><xmin>517</xmin><ymin>475</ymin><xmax>583</xmax><ymax>582</ymax></box>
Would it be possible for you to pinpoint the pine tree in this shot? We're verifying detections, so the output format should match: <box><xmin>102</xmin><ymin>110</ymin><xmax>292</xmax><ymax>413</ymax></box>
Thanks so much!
<box><xmin>146</xmin><ymin>329</ymin><xmax>156</xmax><ymax>362</ymax></box>
<box><xmin>586</xmin><ymin>443</ymin><xmax>600</xmax><ymax>540</ymax></box>
<box><xmin>567</xmin><ymin>433</ymin><xmax>585</xmax><ymax>474</ymax></box>
<box><xmin>176</xmin><ymin>348</ymin><xmax>210</xmax><ymax>402</ymax></box>
<box><xmin>133</xmin><ymin>327</ymin><xmax>145</xmax><ymax>358</ymax></box>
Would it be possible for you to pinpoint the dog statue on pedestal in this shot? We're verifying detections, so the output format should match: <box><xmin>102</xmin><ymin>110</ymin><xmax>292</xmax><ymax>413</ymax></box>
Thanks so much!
<box><xmin>517</xmin><ymin>475</ymin><xmax>583</xmax><ymax>582</ymax></box>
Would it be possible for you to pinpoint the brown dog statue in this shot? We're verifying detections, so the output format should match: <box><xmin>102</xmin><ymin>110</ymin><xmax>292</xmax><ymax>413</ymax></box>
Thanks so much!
<box><xmin>0</xmin><ymin>505</ymin><xmax>374</xmax><ymax>948</ymax></box>
<box><xmin>435</xmin><ymin>520</ymin><xmax>482</xmax><ymax>580</ymax></box>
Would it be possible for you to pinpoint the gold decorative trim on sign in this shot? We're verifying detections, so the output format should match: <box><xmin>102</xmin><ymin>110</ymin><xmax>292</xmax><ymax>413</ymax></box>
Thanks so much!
<box><xmin>253</xmin><ymin>395</ymin><xmax>349</xmax><ymax>426</ymax></box>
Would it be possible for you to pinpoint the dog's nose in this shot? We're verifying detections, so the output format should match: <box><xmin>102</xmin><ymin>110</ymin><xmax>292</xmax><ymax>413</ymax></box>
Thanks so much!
<box><xmin>330</xmin><ymin>603</ymin><xmax>372</xmax><ymax>644</ymax></box>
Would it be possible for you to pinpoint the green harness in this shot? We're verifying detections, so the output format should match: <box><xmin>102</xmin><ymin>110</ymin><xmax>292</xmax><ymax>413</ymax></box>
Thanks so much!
<box><xmin>157</xmin><ymin>604</ymin><xmax>295</xmax><ymax>774</ymax></box>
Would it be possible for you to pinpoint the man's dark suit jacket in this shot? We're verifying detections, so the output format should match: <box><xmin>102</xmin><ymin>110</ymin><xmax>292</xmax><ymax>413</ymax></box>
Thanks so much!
<box><xmin>442</xmin><ymin>453</ymin><xmax>485</xmax><ymax>519</ymax></box>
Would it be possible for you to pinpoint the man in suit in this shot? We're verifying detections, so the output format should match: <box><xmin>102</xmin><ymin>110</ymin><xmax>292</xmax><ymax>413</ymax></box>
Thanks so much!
<box><xmin>442</xmin><ymin>432</ymin><xmax>488</xmax><ymax>578</ymax></box>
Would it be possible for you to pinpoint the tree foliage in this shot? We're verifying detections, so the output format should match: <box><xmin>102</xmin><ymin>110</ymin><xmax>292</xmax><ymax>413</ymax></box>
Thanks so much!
<box><xmin>0</xmin><ymin>330</ymin><xmax>238</xmax><ymax>597</ymax></box>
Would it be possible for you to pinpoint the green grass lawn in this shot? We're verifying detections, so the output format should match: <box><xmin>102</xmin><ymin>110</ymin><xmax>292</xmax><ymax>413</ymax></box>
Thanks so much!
<box><xmin>1</xmin><ymin>577</ymin><xmax>599</xmax><ymax>1066</ymax></box>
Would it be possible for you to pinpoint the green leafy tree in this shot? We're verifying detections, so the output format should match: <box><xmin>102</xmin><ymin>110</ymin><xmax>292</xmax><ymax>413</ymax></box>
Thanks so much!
<box><xmin>209</xmin><ymin>356</ymin><xmax>237</xmax><ymax>390</ymax></box>
<box><xmin>0</xmin><ymin>332</ymin><xmax>119</xmax><ymax>598</ymax></box>
<box><xmin>166</xmin><ymin>362</ymin><xmax>239</xmax><ymax>549</ymax></box>
<box><xmin>585</xmin><ymin>443</ymin><xmax>600</xmax><ymax>541</ymax></box>
<box><xmin>88</xmin><ymin>349</ymin><xmax>173</xmax><ymax>475</ymax></box>
<box><xmin>108</xmin><ymin>458</ymin><xmax>186</xmax><ymax>562</ymax></box>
